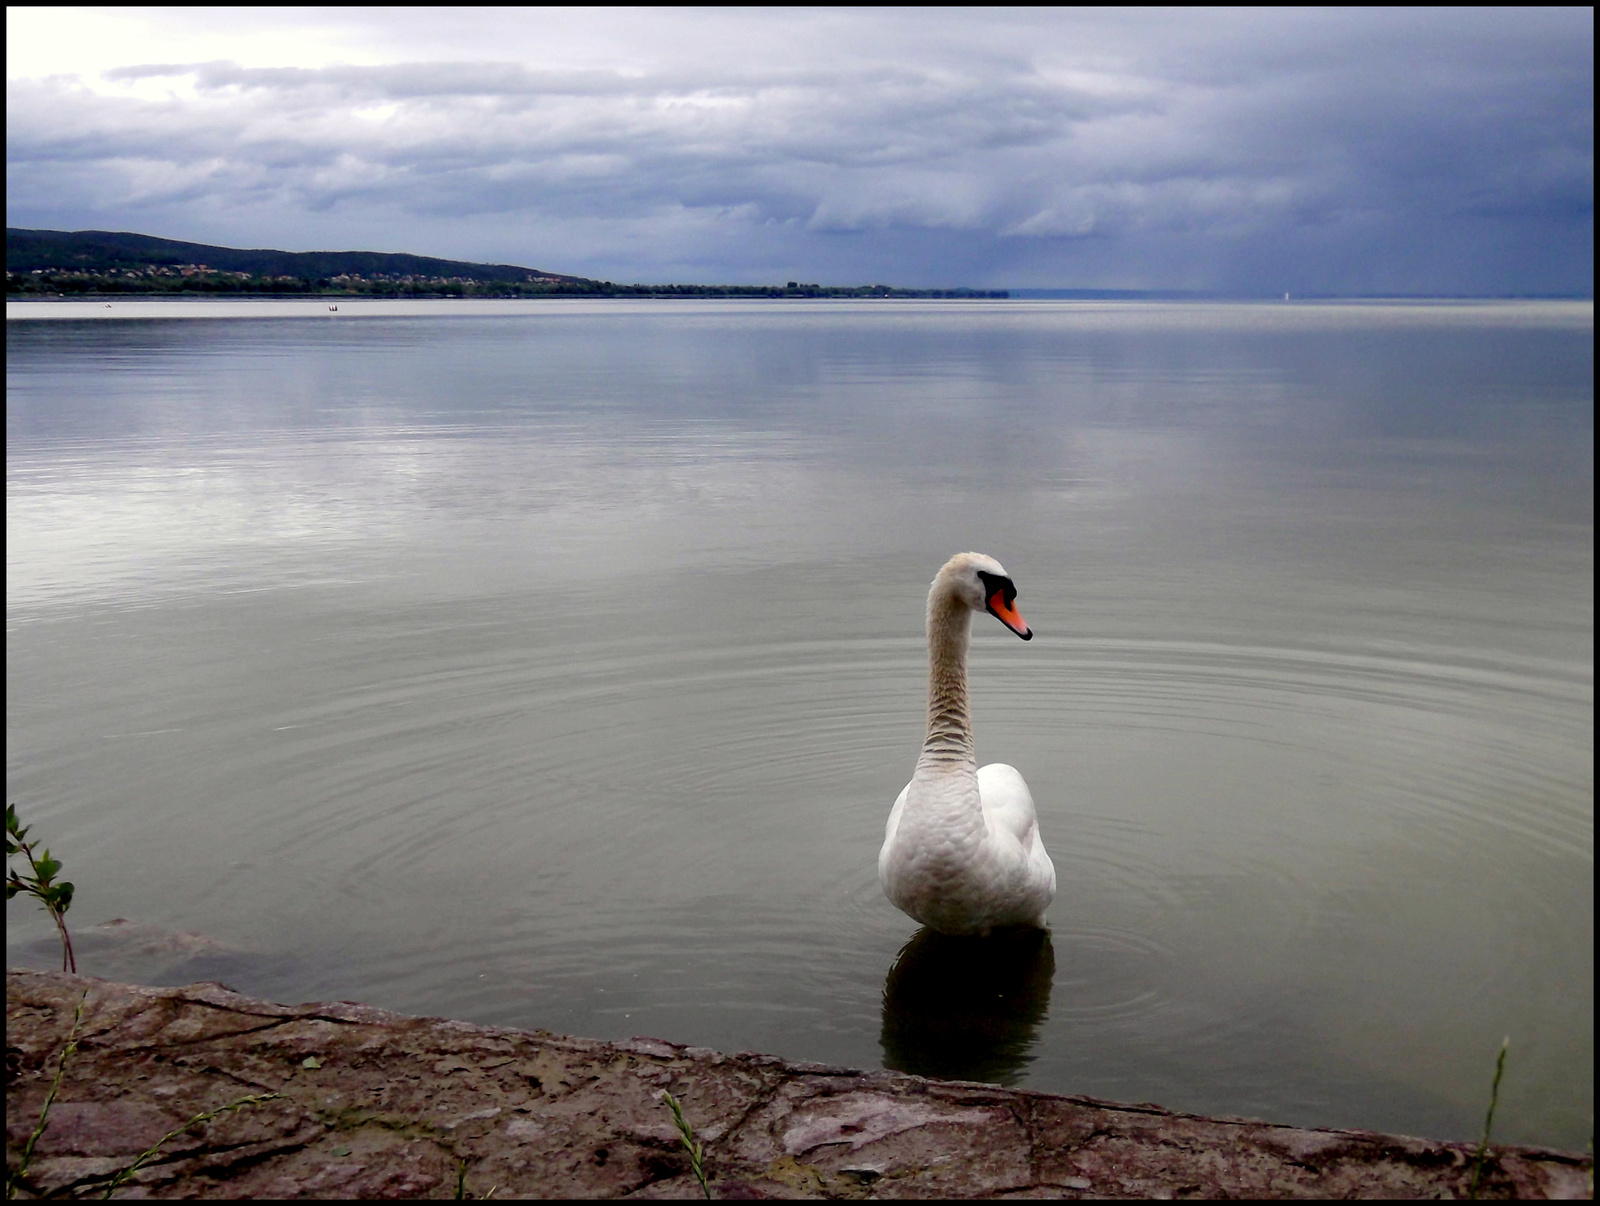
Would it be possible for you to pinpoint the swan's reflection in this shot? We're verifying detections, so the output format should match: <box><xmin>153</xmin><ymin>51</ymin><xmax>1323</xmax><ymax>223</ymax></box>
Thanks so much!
<box><xmin>879</xmin><ymin>926</ymin><xmax>1055</xmax><ymax>1086</ymax></box>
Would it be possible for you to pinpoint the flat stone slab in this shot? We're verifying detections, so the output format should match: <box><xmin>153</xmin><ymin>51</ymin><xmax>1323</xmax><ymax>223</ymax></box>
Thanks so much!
<box><xmin>6</xmin><ymin>970</ymin><xmax>1590</xmax><ymax>1199</ymax></box>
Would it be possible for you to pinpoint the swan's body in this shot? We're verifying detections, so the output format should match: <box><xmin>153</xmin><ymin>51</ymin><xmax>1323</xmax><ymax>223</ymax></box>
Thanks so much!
<box><xmin>878</xmin><ymin>553</ymin><xmax>1055</xmax><ymax>935</ymax></box>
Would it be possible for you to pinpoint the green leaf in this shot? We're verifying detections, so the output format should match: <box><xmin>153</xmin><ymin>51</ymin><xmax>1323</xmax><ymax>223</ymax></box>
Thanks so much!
<box><xmin>35</xmin><ymin>854</ymin><xmax>61</xmax><ymax>883</ymax></box>
<box><xmin>52</xmin><ymin>882</ymin><xmax>74</xmax><ymax>913</ymax></box>
<box><xmin>302</xmin><ymin>1056</ymin><xmax>322</xmax><ymax>1069</ymax></box>
<box><xmin>5</xmin><ymin>883</ymin><xmax>19</xmax><ymax>900</ymax></box>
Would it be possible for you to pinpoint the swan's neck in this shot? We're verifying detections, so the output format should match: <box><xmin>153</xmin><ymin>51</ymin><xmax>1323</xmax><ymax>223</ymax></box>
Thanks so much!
<box><xmin>920</xmin><ymin>592</ymin><xmax>975</xmax><ymax>770</ymax></box>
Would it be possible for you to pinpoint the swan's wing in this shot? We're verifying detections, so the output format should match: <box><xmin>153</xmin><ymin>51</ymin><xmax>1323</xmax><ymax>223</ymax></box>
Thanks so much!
<box><xmin>883</xmin><ymin>782</ymin><xmax>910</xmax><ymax>843</ymax></box>
<box><xmin>878</xmin><ymin>781</ymin><xmax>912</xmax><ymax>884</ymax></box>
<box><xmin>979</xmin><ymin>762</ymin><xmax>1056</xmax><ymax>915</ymax></box>
<box><xmin>977</xmin><ymin>762</ymin><xmax>1038</xmax><ymax>846</ymax></box>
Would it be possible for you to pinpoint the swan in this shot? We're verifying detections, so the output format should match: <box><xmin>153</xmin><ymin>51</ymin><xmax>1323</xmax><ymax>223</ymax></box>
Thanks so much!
<box><xmin>879</xmin><ymin>552</ymin><xmax>1055</xmax><ymax>936</ymax></box>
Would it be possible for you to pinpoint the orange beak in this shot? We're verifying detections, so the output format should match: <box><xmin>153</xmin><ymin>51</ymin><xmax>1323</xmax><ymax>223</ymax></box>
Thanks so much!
<box><xmin>987</xmin><ymin>591</ymin><xmax>1033</xmax><ymax>640</ymax></box>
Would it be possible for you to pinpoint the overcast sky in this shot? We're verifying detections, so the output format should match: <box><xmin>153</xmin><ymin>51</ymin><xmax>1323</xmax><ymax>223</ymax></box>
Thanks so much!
<box><xmin>7</xmin><ymin>7</ymin><xmax>1593</xmax><ymax>293</ymax></box>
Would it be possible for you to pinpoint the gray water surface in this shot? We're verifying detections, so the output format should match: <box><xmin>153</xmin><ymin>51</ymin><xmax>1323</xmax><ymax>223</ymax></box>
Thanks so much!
<box><xmin>6</xmin><ymin>299</ymin><xmax>1593</xmax><ymax>1149</ymax></box>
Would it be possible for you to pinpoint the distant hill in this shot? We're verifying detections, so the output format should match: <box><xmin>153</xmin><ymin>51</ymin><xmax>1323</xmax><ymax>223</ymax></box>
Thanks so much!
<box><xmin>6</xmin><ymin>228</ymin><xmax>591</xmax><ymax>286</ymax></box>
<box><xmin>5</xmin><ymin>228</ymin><xmax>1007</xmax><ymax>299</ymax></box>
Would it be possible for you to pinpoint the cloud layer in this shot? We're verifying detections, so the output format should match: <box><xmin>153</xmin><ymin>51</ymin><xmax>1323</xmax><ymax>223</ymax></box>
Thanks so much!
<box><xmin>7</xmin><ymin>8</ymin><xmax>1593</xmax><ymax>292</ymax></box>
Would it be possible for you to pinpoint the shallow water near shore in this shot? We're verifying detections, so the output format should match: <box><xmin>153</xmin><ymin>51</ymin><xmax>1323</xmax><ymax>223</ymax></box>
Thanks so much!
<box><xmin>6</xmin><ymin>299</ymin><xmax>1593</xmax><ymax>1149</ymax></box>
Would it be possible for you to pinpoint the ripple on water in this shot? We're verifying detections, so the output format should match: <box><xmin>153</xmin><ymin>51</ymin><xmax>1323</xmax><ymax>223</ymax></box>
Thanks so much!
<box><xmin>171</xmin><ymin>625</ymin><xmax>1589</xmax><ymax>1103</ymax></box>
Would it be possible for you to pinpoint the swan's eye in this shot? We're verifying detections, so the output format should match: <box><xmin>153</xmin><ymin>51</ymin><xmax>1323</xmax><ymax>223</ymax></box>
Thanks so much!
<box><xmin>975</xmin><ymin>569</ymin><xmax>1015</xmax><ymax>606</ymax></box>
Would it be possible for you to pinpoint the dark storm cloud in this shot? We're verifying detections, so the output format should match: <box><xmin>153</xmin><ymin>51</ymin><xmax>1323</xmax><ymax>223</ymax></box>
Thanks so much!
<box><xmin>6</xmin><ymin>8</ymin><xmax>1592</xmax><ymax>292</ymax></box>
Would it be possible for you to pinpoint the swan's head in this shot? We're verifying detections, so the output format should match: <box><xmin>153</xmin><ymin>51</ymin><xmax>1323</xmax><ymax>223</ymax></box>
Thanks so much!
<box><xmin>933</xmin><ymin>552</ymin><xmax>1033</xmax><ymax>640</ymax></box>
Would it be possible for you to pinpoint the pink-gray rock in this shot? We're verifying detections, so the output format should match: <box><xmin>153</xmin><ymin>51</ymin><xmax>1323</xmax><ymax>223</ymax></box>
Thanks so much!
<box><xmin>5</xmin><ymin>970</ymin><xmax>1590</xmax><ymax>1199</ymax></box>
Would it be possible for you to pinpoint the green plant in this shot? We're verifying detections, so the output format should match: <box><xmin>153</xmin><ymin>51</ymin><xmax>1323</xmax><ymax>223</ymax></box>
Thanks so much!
<box><xmin>7</xmin><ymin>991</ymin><xmax>88</xmax><ymax>1200</ymax></box>
<box><xmin>6</xmin><ymin>804</ymin><xmax>76</xmax><ymax>973</ymax></box>
<box><xmin>99</xmin><ymin>1094</ymin><xmax>281</xmax><ymax>1199</ymax></box>
<box><xmin>661</xmin><ymin>1090</ymin><xmax>711</xmax><ymax>1200</ymax></box>
<box><xmin>1467</xmin><ymin>1035</ymin><xmax>1510</xmax><ymax>1200</ymax></box>
<box><xmin>454</xmin><ymin>1158</ymin><xmax>497</xmax><ymax>1200</ymax></box>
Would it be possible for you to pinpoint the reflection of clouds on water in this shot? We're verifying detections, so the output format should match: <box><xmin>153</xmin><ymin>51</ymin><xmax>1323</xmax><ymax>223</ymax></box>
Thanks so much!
<box><xmin>880</xmin><ymin>926</ymin><xmax>1054</xmax><ymax>1087</ymax></box>
<box><xmin>9</xmin><ymin>302</ymin><xmax>1590</xmax><ymax>616</ymax></box>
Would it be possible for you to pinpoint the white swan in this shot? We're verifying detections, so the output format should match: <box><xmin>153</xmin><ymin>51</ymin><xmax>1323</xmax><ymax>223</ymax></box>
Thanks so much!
<box><xmin>879</xmin><ymin>552</ymin><xmax>1055</xmax><ymax>935</ymax></box>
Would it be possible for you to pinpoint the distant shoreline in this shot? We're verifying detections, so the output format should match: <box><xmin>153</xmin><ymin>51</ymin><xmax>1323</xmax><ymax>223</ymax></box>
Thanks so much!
<box><xmin>5</xmin><ymin>228</ymin><xmax>1007</xmax><ymax>300</ymax></box>
<box><xmin>7</xmin><ymin>291</ymin><xmax>1590</xmax><ymax>308</ymax></box>
<box><xmin>9</xmin><ymin>295</ymin><xmax>1592</xmax><ymax>314</ymax></box>
<box><xmin>9</xmin><ymin>230</ymin><xmax>1590</xmax><ymax>304</ymax></box>
<box><xmin>3</xmin><ymin>287</ymin><xmax>1011</xmax><ymax>301</ymax></box>
<box><xmin>6</xmin><ymin>281</ymin><xmax>1009</xmax><ymax>301</ymax></box>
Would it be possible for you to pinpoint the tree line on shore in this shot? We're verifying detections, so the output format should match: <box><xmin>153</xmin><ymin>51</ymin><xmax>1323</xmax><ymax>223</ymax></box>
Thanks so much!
<box><xmin>5</xmin><ymin>228</ymin><xmax>1006</xmax><ymax>299</ymax></box>
<box><xmin>7</xmin><ymin>270</ymin><xmax>1004</xmax><ymax>299</ymax></box>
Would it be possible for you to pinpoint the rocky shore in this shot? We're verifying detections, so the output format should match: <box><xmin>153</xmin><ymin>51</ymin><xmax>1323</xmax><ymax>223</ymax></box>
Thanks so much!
<box><xmin>6</xmin><ymin>970</ymin><xmax>1591</xmax><ymax>1199</ymax></box>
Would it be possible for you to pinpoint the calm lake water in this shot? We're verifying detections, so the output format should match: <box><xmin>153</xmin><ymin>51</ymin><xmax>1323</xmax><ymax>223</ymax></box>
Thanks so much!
<box><xmin>6</xmin><ymin>298</ymin><xmax>1592</xmax><ymax>1149</ymax></box>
